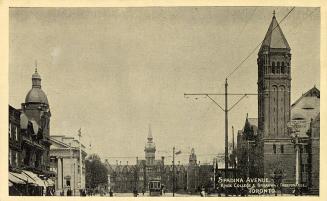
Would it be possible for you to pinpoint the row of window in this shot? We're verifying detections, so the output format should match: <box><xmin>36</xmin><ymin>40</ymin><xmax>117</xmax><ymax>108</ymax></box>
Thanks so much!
<box><xmin>8</xmin><ymin>122</ymin><xmax>18</xmax><ymax>141</ymax></box>
<box><xmin>272</xmin><ymin>144</ymin><xmax>310</xmax><ymax>154</ymax></box>
<box><xmin>9</xmin><ymin>149</ymin><xmax>19</xmax><ymax>167</ymax></box>
<box><xmin>262</xmin><ymin>64</ymin><xmax>290</xmax><ymax>75</ymax></box>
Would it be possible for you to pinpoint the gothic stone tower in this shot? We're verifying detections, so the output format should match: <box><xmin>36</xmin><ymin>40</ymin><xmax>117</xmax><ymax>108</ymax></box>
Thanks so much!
<box><xmin>257</xmin><ymin>13</ymin><xmax>294</xmax><ymax>182</ymax></box>
<box><xmin>144</xmin><ymin>125</ymin><xmax>156</xmax><ymax>165</ymax></box>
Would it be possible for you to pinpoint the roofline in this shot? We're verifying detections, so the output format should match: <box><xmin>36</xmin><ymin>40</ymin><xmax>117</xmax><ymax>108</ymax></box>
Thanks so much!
<box><xmin>291</xmin><ymin>86</ymin><xmax>320</xmax><ymax>108</ymax></box>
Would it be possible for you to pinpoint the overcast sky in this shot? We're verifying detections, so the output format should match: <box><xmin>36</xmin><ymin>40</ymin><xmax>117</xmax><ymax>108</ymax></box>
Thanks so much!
<box><xmin>9</xmin><ymin>7</ymin><xmax>320</xmax><ymax>165</ymax></box>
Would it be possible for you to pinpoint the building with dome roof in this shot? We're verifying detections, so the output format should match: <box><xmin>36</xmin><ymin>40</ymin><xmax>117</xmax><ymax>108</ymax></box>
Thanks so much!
<box><xmin>8</xmin><ymin>67</ymin><xmax>55</xmax><ymax>196</ymax></box>
<box><xmin>20</xmin><ymin>68</ymin><xmax>52</xmax><ymax>174</ymax></box>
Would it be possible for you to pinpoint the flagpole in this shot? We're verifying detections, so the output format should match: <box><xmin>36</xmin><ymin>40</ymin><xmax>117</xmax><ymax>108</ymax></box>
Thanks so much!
<box><xmin>78</xmin><ymin>129</ymin><xmax>83</xmax><ymax>193</ymax></box>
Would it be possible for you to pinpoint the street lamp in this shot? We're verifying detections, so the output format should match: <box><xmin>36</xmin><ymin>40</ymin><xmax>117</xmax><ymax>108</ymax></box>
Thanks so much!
<box><xmin>287</xmin><ymin>121</ymin><xmax>303</xmax><ymax>186</ymax></box>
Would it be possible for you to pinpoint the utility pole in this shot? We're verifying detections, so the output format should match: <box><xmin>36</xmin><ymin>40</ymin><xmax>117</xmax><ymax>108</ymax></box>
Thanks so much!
<box><xmin>185</xmin><ymin>78</ymin><xmax>258</xmax><ymax>178</ymax></box>
<box><xmin>172</xmin><ymin>146</ymin><xmax>175</xmax><ymax>197</ymax></box>
<box><xmin>224</xmin><ymin>79</ymin><xmax>228</xmax><ymax>175</ymax></box>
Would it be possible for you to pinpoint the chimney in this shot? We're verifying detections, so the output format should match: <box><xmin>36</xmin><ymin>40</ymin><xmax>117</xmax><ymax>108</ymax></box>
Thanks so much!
<box><xmin>127</xmin><ymin>161</ymin><xmax>128</xmax><ymax>165</ymax></box>
<box><xmin>136</xmin><ymin>156</ymin><xmax>139</xmax><ymax>164</ymax></box>
<box><xmin>119</xmin><ymin>161</ymin><xmax>121</xmax><ymax>166</ymax></box>
<box><xmin>161</xmin><ymin>156</ymin><xmax>165</xmax><ymax>164</ymax></box>
<box><xmin>116</xmin><ymin>160</ymin><xmax>118</xmax><ymax>165</ymax></box>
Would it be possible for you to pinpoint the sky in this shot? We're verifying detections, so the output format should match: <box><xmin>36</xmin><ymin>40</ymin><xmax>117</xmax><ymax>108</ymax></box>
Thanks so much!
<box><xmin>9</xmin><ymin>7</ymin><xmax>320</xmax><ymax>165</ymax></box>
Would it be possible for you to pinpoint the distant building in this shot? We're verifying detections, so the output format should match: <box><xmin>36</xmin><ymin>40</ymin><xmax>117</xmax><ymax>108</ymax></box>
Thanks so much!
<box><xmin>49</xmin><ymin>135</ymin><xmax>87</xmax><ymax>195</ymax></box>
<box><xmin>236</xmin><ymin>115</ymin><xmax>259</xmax><ymax>179</ymax></box>
<box><xmin>186</xmin><ymin>148</ymin><xmax>199</xmax><ymax>193</ymax></box>
<box><xmin>106</xmin><ymin>126</ymin><xmax>191</xmax><ymax>193</ymax></box>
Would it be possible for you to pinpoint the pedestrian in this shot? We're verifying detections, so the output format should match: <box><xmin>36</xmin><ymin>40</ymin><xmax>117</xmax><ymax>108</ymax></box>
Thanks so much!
<box><xmin>200</xmin><ymin>187</ymin><xmax>205</xmax><ymax>197</ymax></box>
<box><xmin>133</xmin><ymin>188</ymin><xmax>138</xmax><ymax>197</ymax></box>
<box><xmin>142</xmin><ymin>188</ymin><xmax>145</xmax><ymax>196</ymax></box>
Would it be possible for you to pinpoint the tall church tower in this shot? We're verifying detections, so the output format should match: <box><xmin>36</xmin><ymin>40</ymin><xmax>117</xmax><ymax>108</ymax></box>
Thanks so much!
<box><xmin>144</xmin><ymin>125</ymin><xmax>156</xmax><ymax>165</ymax></box>
<box><xmin>257</xmin><ymin>12</ymin><xmax>293</xmax><ymax>179</ymax></box>
<box><xmin>258</xmin><ymin>12</ymin><xmax>291</xmax><ymax>137</ymax></box>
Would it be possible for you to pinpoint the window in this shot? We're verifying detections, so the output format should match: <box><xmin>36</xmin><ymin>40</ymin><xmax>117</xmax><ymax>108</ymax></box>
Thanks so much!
<box><xmin>9</xmin><ymin>122</ymin><xmax>11</xmax><ymax>139</ymax></box>
<box><xmin>15</xmin><ymin>126</ymin><xmax>18</xmax><ymax>141</ymax></box>
<box><xmin>281</xmin><ymin>62</ymin><xmax>285</xmax><ymax>73</ymax></box>
<box><xmin>277</xmin><ymin>62</ymin><xmax>280</xmax><ymax>73</ymax></box>
<box><xmin>9</xmin><ymin>149</ymin><xmax>12</xmax><ymax>166</ymax></box>
<box><xmin>12</xmin><ymin>151</ymin><xmax>17</xmax><ymax>167</ymax></box>
<box><xmin>273</xmin><ymin>144</ymin><xmax>276</xmax><ymax>154</ymax></box>
<box><xmin>280</xmin><ymin>145</ymin><xmax>284</xmax><ymax>153</ymax></box>
<box><xmin>66</xmin><ymin>180</ymin><xmax>71</xmax><ymax>187</ymax></box>
<box><xmin>272</xmin><ymin>62</ymin><xmax>276</xmax><ymax>74</ymax></box>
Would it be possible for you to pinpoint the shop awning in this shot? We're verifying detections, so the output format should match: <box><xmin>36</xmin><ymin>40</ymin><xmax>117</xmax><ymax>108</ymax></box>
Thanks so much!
<box><xmin>22</xmin><ymin>170</ymin><xmax>45</xmax><ymax>187</ymax></box>
<box><xmin>9</xmin><ymin>172</ymin><xmax>28</xmax><ymax>184</ymax></box>
<box><xmin>44</xmin><ymin>179</ymin><xmax>55</xmax><ymax>186</ymax></box>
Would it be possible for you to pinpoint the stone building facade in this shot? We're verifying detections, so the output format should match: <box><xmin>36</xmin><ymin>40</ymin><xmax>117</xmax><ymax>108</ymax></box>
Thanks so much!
<box><xmin>49</xmin><ymin>135</ymin><xmax>87</xmax><ymax>195</ymax></box>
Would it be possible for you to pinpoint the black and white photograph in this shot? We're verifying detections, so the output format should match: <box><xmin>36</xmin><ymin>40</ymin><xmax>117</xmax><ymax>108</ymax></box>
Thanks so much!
<box><xmin>5</xmin><ymin>4</ymin><xmax>323</xmax><ymax>198</ymax></box>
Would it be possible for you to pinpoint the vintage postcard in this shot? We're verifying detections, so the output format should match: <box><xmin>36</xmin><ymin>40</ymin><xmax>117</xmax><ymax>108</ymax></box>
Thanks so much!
<box><xmin>1</xmin><ymin>1</ymin><xmax>326</xmax><ymax>200</ymax></box>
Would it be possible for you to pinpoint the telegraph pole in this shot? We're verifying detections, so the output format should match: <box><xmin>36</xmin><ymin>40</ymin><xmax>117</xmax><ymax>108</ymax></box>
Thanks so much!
<box><xmin>185</xmin><ymin>78</ymin><xmax>258</xmax><ymax>178</ymax></box>
<box><xmin>172</xmin><ymin>146</ymin><xmax>175</xmax><ymax>197</ymax></box>
<box><xmin>224</xmin><ymin>79</ymin><xmax>228</xmax><ymax>174</ymax></box>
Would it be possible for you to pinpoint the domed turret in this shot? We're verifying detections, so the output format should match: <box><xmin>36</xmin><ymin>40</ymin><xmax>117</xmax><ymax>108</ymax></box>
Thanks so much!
<box><xmin>25</xmin><ymin>68</ymin><xmax>49</xmax><ymax>105</ymax></box>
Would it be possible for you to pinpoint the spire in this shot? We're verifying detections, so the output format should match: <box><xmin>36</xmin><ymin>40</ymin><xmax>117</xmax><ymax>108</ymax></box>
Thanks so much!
<box><xmin>32</xmin><ymin>62</ymin><xmax>42</xmax><ymax>88</ymax></box>
<box><xmin>147</xmin><ymin>124</ymin><xmax>153</xmax><ymax>141</ymax></box>
<box><xmin>35</xmin><ymin>60</ymin><xmax>38</xmax><ymax>73</ymax></box>
<box><xmin>260</xmin><ymin>12</ymin><xmax>290</xmax><ymax>51</ymax></box>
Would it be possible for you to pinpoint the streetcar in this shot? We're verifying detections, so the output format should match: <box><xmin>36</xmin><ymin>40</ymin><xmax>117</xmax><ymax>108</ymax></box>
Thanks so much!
<box><xmin>148</xmin><ymin>180</ymin><xmax>162</xmax><ymax>196</ymax></box>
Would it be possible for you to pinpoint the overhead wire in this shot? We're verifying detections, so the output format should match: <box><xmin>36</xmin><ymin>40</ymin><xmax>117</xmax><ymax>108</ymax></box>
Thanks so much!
<box><xmin>226</xmin><ymin>7</ymin><xmax>296</xmax><ymax>79</ymax></box>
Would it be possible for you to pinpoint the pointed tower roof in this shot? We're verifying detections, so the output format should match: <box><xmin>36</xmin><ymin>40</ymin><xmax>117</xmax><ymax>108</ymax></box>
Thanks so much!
<box><xmin>260</xmin><ymin>12</ymin><xmax>290</xmax><ymax>51</ymax></box>
<box><xmin>147</xmin><ymin>124</ymin><xmax>153</xmax><ymax>141</ymax></box>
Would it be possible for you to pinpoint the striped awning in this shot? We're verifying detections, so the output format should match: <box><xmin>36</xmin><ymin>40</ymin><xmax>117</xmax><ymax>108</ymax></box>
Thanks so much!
<box><xmin>9</xmin><ymin>172</ymin><xmax>29</xmax><ymax>184</ymax></box>
<box><xmin>22</xmin><ymin>170</ymin><xmax>45</xmax><ymax>187</ymax></box>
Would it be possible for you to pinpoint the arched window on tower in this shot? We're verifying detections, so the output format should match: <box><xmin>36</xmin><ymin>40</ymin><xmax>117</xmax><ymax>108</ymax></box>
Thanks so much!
<box><xmin>272</xmin><ymin>62</ymin><xmax>275</xmax><ymax>74</ymax></box>
<box><xmin>277</xmin><ymin>62</ymin><xmax>280</xmax><ymax>74</ymax></box>
<box><xmin>281</xmin><ymin>62</ymin><xmax>285</xmax><ymax>74</ymax></box>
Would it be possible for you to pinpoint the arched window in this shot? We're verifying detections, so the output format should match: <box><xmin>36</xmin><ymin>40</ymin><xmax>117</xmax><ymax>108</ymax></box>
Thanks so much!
<box><xmin>273</xmin><ymin>144</ymin><xmax>276</xmax><ymax>154</ymax></box>
<box><xmin>272</xmin><ymin>62</ymin><xmax>275</xmax><ymax>74</ymax></box>
<box><xmin>281</xmin><ymin>62</ymin><xmax>285</xmax><ymax>73</ymax></box>
<box><xmin>277</xmin><ymin>62</ymin><xmax>280</xmax><ymax>74</ymax></box>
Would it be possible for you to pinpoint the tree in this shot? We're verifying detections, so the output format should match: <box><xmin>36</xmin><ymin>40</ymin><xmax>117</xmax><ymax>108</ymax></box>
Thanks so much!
<box><xmin>85</xmin><ymin>154</ymin><xmax>108</xmax><ymax>189</ymax></box>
